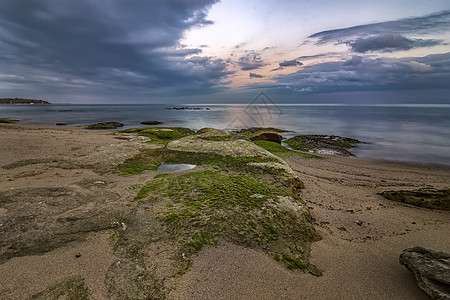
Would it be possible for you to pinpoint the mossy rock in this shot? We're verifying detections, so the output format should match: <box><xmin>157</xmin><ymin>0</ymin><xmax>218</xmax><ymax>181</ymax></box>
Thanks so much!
<box><xmin>253</xmin><ymin>140</ymin><xmax>322</xmax><ymax>159</ymax></box>
<box><xmin>286</xmin><ymin>135</ymin><xmax>361</xmax><ymax>156</ymax></box>
<box><xmin>249</xmin><ymin>130</ymin><xmax>282</xmax><ymax>144</ymax></box>
<box><xmin>129</xmin><ymin>170</ymin><xmax>319</xmax><ymax>271</ymax></box>
<box><xmin>85</xmin><ymin>122</ymin><xmax>124</xmax><ymax>129</ymax></box>
<box><xmin>120</xmin><ymin>127</ymin><xmax>195</xmax><ymax>144</ymax></box>
<box><xmin>0</xmin><ymin>118</ymin><xmax>19</xmax><ymax>124</ymax></box>
<box><xmin>380</xmin><ymin>188</ymin><xmax>450</xmax><ymax>210</ymax></box>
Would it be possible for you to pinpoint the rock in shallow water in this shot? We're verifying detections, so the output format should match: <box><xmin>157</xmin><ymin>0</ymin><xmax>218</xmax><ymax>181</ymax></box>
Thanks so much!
<box><xmin>85</xmin><ymin>122</ymin><xmax>124</xmax><ymax>129</ymax></box>
<box><xmin>399</xmin><ymin>246</ymin><xmax>450</xmax><ymax>299</ymax></box>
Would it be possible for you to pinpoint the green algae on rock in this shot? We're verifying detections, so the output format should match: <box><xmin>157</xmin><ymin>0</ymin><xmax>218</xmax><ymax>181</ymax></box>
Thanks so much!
<box><xmin>85</xmin><ymin>122</ymin><xmax>124</xmax><ymax>129</ymax></box>
<box><xmin>103</xmin><ymin>127</ymin><xmax>321</xmax><ymax>298</ymax></box>
<box><xmin>286</xmin><ymin>135</ymin><xmax>361</xmax><ymax>156</ymax></box>
<box><xmin>120</xmin><ymin>127</ymin><xmax>195</xmax><ymax>144</ymax></box>
<box><xmin>0</xmin><ymin>118</ymin><xmax>19</xmax><ymax>124</ymax></box>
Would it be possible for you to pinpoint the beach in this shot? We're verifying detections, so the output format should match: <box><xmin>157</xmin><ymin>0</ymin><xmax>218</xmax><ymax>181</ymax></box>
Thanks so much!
<box><xmin>0</xmin><ymin>124</ymin><xmax>449</xmax><ymax>299</ymax></box>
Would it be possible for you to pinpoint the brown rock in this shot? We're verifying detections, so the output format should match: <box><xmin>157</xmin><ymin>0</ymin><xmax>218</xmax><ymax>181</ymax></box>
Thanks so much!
<box><xmin>249</xmin><ymin>130</ymin><xmax>282</xmax><ymax>144</ymax></box>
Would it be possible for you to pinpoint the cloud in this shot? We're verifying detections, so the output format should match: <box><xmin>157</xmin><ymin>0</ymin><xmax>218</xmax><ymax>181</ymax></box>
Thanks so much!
<box><xmin>271</xmin><ymin>59</ymin><xmax>303</xmax><ymax>71</ymax></box>
<box><xmin>250</xmin><ymin>52</ymin><xmax>450</xmax><ymax>93</ymax></box>
<box><xmin>309</xmin><ymin>10</ymin><xmax>450</xmax><ymax>45</ymax></box>
<box><xmin>237</xmin><ymin>52</ymin><xmax>266</xmax><ymax>70</ymax></box>
<box><xmin>249</xmin><ymin>73</ymin><xmax>264</xmax><ymax>79</ymax></box>
<box><xmin>348</xmin><ymin>34</ymin><xmax>442</xmax><ymax>53</ymax></box>
<box><xmin>0</xmin><ymin>0</ymin><xmax>233</xmax><ymax>101</ymax></box>
<box><xmin>279</xmin><ymin>59</ymin><xmax>303</xmax><ymax>67</ymax></box>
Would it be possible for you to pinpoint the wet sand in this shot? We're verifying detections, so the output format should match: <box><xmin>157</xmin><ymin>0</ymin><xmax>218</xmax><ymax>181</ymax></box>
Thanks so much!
<box><xmin>0</xmin><ymin>124</ymin><xmax>449</xmax><ymax>299</ymax></box>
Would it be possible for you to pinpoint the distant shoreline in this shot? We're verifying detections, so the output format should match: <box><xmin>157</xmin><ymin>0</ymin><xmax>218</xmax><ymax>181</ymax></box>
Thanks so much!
<box><xmin>0</xmin><ymin>98</ymin><xmax>51</xmax><ymax>105</ymax></box>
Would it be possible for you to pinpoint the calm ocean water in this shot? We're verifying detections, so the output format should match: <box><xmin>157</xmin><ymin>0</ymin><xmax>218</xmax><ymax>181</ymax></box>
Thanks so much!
<box><xmin>1</xmin><ymin>103</ymin><xmax>450</xmax><ymax>166</ymax></box>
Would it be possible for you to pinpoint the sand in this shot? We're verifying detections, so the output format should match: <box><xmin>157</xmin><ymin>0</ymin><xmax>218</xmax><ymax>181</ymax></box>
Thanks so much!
<box><xmin>0</xmin><ymin>124</ymin><xmax>449</xmax><ymax>299</ymax></box>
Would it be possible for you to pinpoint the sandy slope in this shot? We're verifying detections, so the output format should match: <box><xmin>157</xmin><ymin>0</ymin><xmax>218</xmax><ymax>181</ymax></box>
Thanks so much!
<box><xmin>0</xmin><ymin>124</ymin><xmax>449</xmax><ymax>299</ymax></box>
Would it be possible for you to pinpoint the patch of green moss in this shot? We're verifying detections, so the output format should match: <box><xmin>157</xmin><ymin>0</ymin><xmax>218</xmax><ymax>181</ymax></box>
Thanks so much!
<box><xmin>156</xmin><ymin>170</ymin><xmax>292</xmax><ymax>207</ymax></box>
<box><xmin>254</xmin><ymin>140</ymin><xmax>322</xmax><ymax>159</ymax></box>
<box><xmin>274</xmin><ymin>252</ymin><xmax>308</xmax><ymax>270</ymax></box>
<box><xmin>135</xmin><ymin>170</ymin><xmax>319</xmax><ymax>269</ymax></box>
<box><xmin>187</xmin><ymin>231</ymin><xmax>216</xmax><ymax>252</ymax></box>
<box><xmin>116</xmin><ymin>149</ymin><xmax>163</xmax><ymax>175</ymax></box>
<box><xmin>120</xmin><ymin>127</ymin><xmax>195</xmax><ymax>144</ymax></box>
<box><xmin>164</xmin><ymin>150</ymin><xmax>279</xmax><ymax>172</ymax></box>
<box><xmin>0</xmin><ymin>118</ymin><xmax>19</xmax><ymax>124</ymax></box>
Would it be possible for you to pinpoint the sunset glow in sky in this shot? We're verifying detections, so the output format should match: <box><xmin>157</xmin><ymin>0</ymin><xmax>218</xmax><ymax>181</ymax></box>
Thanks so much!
<box><xmin>1</xmin><ymin>0</ymin><xmax>449</xmax><ymax>103</ymax></box>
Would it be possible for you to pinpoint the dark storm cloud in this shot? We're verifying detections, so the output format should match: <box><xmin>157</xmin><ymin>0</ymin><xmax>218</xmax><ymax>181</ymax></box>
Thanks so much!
<box><xmin>248</xmin><ymin>52</ymin><xmax>450</xmax><ymax>93</ymax></box>
<box><xmin>249</xmin><ymin>73</ymin><xmax>264</xmax><ymax>79</ymax></box>
<box><xmin>309</xmin><ymin>10</ymin><xmax>450</xmax><ymax>45</ymax></box>
<box><xmin>0</xmin><ymin>0</ymin><xmax>232</xmax><ymax>100</ymax></box>
<box><xmin>348</xmin><ymin>34</ymin><xmax>442</xmax><ymax>53</ymax></box>
<box><xmin>237</xmin><ymin>52</ymin><xmax>266</xmax><ymax>70</ymax></box>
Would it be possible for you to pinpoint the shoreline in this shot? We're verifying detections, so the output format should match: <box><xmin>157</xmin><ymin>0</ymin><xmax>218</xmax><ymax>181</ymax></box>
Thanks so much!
<box><xmin>3</xmin><ymin>122</ymin><xmax>450</xmax><ymax>169</ymax></box>
<box><xmin>0</xmin><ymin>124</ymin><xmax>448</xmax><ymax>299</ymax></box>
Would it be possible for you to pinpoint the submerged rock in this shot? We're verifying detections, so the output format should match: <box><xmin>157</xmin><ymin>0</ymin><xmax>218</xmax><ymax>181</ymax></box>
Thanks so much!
<box><xmin>141</xmin><ymin>120</ymin><xmax>163</xmax><ymax>125</ymax></box>
<box><xmin>85</xmin><ymin>122</ymin><xmax>124</xmax><ymax>129</ymax></box>
<box><xmin>400</xmin><ymin>247</ymin><xmax>450</xmax><ymax>299</ymax></box>
<box><xmin>380</xmin><ymin>188</ymin><xmax>450</xmax><ymax>211</ymax></box>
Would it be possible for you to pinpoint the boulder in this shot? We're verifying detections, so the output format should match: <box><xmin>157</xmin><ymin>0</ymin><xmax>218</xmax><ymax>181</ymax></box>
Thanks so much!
<box><xmin>249</xmin><ymin>130</ymin><xmax>282</xmax><ymax>144</ymax></box>
<box><xmin>141</xmin><ymin>120</ymin><xmax>163</xmax><ymax>125</ymax></box>
<box><xmin>400</xmin><ymin>247</ymin><xmax>450</xmax><ymax>299</ymax></box>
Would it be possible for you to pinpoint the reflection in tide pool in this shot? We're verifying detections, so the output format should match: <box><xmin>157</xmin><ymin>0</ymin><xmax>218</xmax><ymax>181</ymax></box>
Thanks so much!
<box><xmin>157</xmin><ymin>164</ymin><xmax>196</xmax><ymax>173</ymax></box>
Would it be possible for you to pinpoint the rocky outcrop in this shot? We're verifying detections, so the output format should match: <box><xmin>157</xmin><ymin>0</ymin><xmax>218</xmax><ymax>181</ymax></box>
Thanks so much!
<box><xmin>85</xmin><ymin>122</ymin><xmax>124</xmax><ymax>129</ymax></box>
<box><xmin>380</xmin><ymin>188</ymin><xmax>450</xmax><ymax>211</ymax></box>
<box><xmin>285</xmin><ymin>135</ymin><xmax>361</xmax><ymax>156</ymax></box>
<box><xmin>400</xmin><ymin>247</ymin><xmax>450</xmax><ymax>299</ymax></box>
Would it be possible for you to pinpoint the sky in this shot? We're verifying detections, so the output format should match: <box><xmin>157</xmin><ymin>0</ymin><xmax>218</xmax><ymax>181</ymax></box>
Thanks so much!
<box><xmin>0</xmin><ymin>0</ymin><xmax>449</xmax><ymax>103</ymax></box>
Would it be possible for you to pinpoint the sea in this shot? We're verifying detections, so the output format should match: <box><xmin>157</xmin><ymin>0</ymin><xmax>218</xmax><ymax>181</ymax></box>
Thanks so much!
<box><xmin>1</xmin><ymin>103</ymin><xmax>450</xmax><ymax>166</ymax></box>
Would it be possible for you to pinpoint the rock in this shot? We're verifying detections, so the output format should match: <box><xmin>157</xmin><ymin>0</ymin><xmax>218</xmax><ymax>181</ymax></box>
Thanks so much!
<box><xmin>85</xmin><ymin>122</ymin><xmax>124</xmax><ymax>129</ymax></box>
<box><xmin>196</xmin><ymin>128</ymin><xmax>232</xmax><ymax>137</ymax></box>
<box><xmin>56</xmin><ymin>122</ymin><xmax>67</xmax><ymax>126</ymax></box>
<box><xmin>400</xmin><ymin>247</ymin><xmax>450</xmax><ymax>299</ymax></box>
<box><xmin>249</xmin><ymin>130</ymin><xmax>282</xmax><ymax>144</ymax></box>
<box><xmin>380</xmin><ymin>188</ymin><xmax>450</xmax><ymax>211</ymax></box>
<box><xmin>0</xmin><ymin>118</ymin><xmax>19</xmax><ymax>124</ymax></box>
<box><xmin>167</xmin><ymin>132</ymin><xmax>304</xmax><ymax>191</ymax></box>
<box><xmin>285</xmin><ymin>135</ymin><xmax>361</xmax><ymax>156</ymax></box>
<box><xmin>141</xmin><ymin>120</ymin><xmax>163</xmax><ymax>125</ymax></box>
